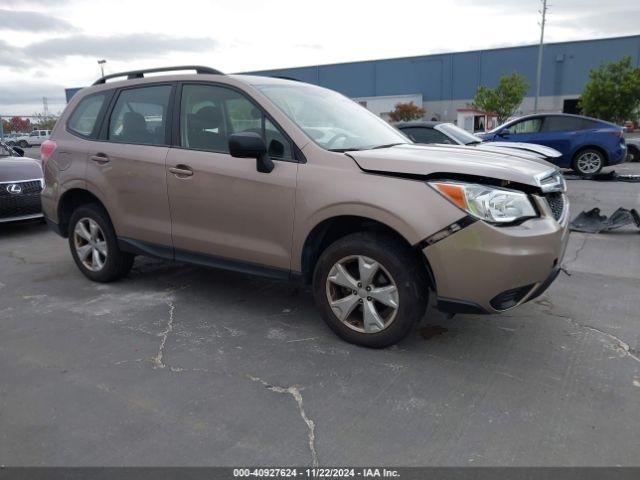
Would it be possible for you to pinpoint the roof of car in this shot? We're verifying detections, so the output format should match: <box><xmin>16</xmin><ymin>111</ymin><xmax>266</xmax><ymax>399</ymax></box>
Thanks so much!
<box><xmin>90</xmin><ymin>66</ymin><xmax>310</xmax><ymax>90</ymax></box>
<box><xmin>505</xmin><ymin>112</ymin><xmax>618</xmax><ymax>127</ymax></box>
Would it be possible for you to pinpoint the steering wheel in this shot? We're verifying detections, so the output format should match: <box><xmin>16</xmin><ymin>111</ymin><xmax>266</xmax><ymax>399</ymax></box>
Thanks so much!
<box><xmin>326</xmin><ymin>133</ymin><xmax>349</xmax><ymax>149</ymax></box>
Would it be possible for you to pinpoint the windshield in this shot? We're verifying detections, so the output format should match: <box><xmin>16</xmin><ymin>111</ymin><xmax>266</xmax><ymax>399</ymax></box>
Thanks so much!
<box><xmin>437</xmin><ymin>123</ymin><xmax>482</xmax><ymax>145</ymax></box>
<box><xmin>488</xmin><ymin>118</ymin><xmax>518</xmax><ymax>134</ymax></box>
<box><xmin>257</xmin><ymin>83</ymin><xmax>410</xmax><ymax>151</ymax></box>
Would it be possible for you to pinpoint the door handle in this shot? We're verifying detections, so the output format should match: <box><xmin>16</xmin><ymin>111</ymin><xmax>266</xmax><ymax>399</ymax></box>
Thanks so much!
<box><xmin>90</xmin><ymin>153</ymin><xmax>110</xmax><ymax>164</ymax></box>
<box><xmin>169</xmin><ymin>165</ymin><xmax>194</xmax><ymax>177</ymax></box>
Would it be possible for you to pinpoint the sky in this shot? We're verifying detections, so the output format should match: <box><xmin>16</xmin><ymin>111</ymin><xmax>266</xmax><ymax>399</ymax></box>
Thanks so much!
<box><xmin>0</xmin><ymin>0</ymin><xmax>638</xmax><ymax>116</ymax></box>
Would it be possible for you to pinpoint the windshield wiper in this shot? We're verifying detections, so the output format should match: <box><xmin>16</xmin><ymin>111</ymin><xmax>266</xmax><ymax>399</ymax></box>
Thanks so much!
<box><xmin>370</xmin><ymin>142</ymin><xmax>406</xmax><ymax>149</ymax></box>
<box><xmin>329</xmin><ymin>142</ymin><xmax>407</xmax><ymax>153</ymax></box>
<box><xmin>466</xmin><ymin>140</ymin><xmax>483</xmax><ymax>145</ymax></box>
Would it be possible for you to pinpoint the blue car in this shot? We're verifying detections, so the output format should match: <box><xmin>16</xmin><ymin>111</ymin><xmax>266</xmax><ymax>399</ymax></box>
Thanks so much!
<box><xmin>478</xmin><ymin>113</ymin><xmax>627</xmax><ymax>176</ymax></box>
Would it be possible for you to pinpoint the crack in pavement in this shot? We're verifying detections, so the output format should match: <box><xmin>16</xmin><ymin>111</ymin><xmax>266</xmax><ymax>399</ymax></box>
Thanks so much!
<box><xmin>535</xmin><ymin>298</ymin><xmax>639</xmax><ymax>364</ymax></box>
<box><xmin>153</xmin><ymin>301</ymin><xmax>175</xmax><ymax>369</ymax></box>
<box><xmin>248</xmin><ymin>375</ymin><xmax>318</xmax><ymax>467</ymax></box>
<box><xmin>565</xmin><ymin>234</ymin><xmax>589</xmax><ymax>269</ymax></box>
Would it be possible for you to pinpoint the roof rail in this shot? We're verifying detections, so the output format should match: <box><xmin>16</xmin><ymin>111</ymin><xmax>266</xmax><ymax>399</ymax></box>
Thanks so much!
<box><xmin>93</xmin><ymin>66</ymin><xmax>224</xmax><ymax>85</ymax></box>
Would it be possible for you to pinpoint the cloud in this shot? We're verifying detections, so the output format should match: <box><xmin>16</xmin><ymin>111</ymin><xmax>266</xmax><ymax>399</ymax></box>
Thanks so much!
<box><xmin>0</xmin><ymin>9</ymin><xmax>77</xmax><ymax>32</ymax></box>
<box><xmin>0</xmin><ymin>40</ymin><xmax>30</xmax><ymax>69</ymax></box>
<box><xmin>24</xmin><ymin>33</ymin><xmax>217</xmax><ymax>61</ymax></box>
<box><xmin>1</xmin><ymin>0</ymin><xmax>63</xmax><ymax>5</ymax></box>
<box><xmin>0</xmin><ymin>33</ymin><xmax>217</xmax><ymax>72</ymax></box>
<box><xmin>555</xmin><ymin>8</ymin><xmax>640</xmax><ymax>37</ymax></box>
<box><xmin>0</xmin><ymin>81</ymin><xmax>66</xmax><ymax>113</ymax></box>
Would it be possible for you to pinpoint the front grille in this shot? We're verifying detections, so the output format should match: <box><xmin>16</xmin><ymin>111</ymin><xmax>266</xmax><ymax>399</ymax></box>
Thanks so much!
<box><xmin>0</xmin><ymin>180</ymin><xmax>43</xmax><ymax>219</ymax></box>
<box><xmin>0</xmin><ymin>180</ymin><xmax>42</xmax><ymax>197</ymax></box>
<box><xmin>545</xmin><ymin>192</ymin><xmax>566</xmax><ymax>221</ymax></box>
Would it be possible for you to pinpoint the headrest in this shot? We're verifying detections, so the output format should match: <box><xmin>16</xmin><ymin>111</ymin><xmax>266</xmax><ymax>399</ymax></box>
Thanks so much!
<box><xmin>193</xmin><ymin>106</ymin><xmax>223</xmax><ymax>127</ymax></box>
<box><xmin>123</xmin><ymin>111</ymin><xmax>146</xmax><ymax>132</ymax></box>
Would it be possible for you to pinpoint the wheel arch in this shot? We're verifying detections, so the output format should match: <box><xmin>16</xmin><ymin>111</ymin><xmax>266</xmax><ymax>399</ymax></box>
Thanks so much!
<box><xmin>57</xmin><ymin>188</ymin><xmax>109</xmax><ymax>237</ymax></box>
<box><xmin>572</xmin><ymin>144</ymin><xmax>609</xmax><ymax>165</ymax></box>
<box><xmin>299</xmin><ymin>215</ymin><xmax>435</xmax><ymax>290</ymax></box>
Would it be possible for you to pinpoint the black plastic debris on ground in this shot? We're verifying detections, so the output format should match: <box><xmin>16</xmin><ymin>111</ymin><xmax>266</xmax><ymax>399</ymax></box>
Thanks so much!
<box><xmin>570</xmin><ymin>207</ymin><xmax>640</xmax><ymax>233</ymax></box>
<box><xmin>565</xmin><ymin>170</ymin><xmax>640</xmax><ymax>182</ymax></box>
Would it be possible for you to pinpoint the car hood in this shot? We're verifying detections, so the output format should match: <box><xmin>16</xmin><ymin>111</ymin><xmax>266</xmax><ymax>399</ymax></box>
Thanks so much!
<box><xmin>348</xmin><ymin>144</ymin><xmax>557</xmax><ymax>187</ymax></box>
<box><xmin>0</xmin><ymin>157</ymin><xmax>42</xmax><ymax>182</ymax></box>
<box><xmin>481</xmin><ymin>141</ymin><xmax>562</xmax><ymax>158</ymax></box>
<box><xmin>467</xmin><ymin>144</ymin><xmax>546</xmax><ymax>160</ymax></box>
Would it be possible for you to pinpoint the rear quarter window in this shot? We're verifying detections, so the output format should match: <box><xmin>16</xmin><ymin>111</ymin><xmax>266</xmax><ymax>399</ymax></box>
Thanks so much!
<box><xmin>68</xmin><ymin>93</ymin><xmax>108</xmax><ymax>138</ymax></box>
<box><xmin>541</xmin><ymin>116</ymin><xmax>594</xmax><ymax>132</ymax></box>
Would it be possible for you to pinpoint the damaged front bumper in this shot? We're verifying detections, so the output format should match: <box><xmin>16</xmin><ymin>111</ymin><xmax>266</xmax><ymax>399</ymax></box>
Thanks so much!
<box><xmin>423</xmin><ymin>195</ymin><xmax>570</xmax><ymax>314</ymax></box>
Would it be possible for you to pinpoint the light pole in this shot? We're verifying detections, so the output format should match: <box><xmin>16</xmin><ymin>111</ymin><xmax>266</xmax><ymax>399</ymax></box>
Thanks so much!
<box><xmin>534</xmin><ymin>0</ymin><xmax>548</xmax><ymax>113</ymax></box>
<box><xmin>98</xmin><ymin>59</ymin><xmax>106</xmax><ymax>78</ymax></box>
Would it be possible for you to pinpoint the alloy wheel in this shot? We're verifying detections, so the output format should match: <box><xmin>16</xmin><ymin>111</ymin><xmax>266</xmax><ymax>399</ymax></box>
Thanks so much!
<box><xmin>73</xmin><ymin>217</ymin><xmax>108</xmax><ymax>272</ymax></box>
<box><xmin>325</xmin><ymin>255</ymin><xmax>399</xmax><ymax>333</ymax></box>
<box><xmin>576</xmin><ymin>151</ymin><xmax>602</xmax><ymax>175</ymax></box>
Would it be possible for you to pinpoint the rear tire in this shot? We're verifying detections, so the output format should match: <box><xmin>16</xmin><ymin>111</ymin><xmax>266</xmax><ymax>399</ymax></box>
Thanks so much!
<box><xmin>572</xmin><ymin>149</ymin><xmax>604</xmax><ymax>177</ymax></box>
<box><xmin>18</xmin><ymin>140</ymin><xmax>28</xmax><ymax>148</ymax></box>
<box><xmin>68</xmin><ymin>204</ymin><xmax>134</xmax><ymax>282</ymax></box>
<box><xmin>313</xmin><ymin>232</ymin><xmax>428</xmax><ymax>348</ymax></box>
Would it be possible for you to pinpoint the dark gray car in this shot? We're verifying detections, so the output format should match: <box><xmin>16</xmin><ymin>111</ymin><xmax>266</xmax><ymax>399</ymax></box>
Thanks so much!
<box><xmin>0</xmin><ymin>141</ymin><xmax>44</xmax><ymax>223</ymax></box>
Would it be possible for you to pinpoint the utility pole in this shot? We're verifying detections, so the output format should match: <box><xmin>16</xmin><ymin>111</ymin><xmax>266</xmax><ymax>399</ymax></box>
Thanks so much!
<box><xmin>534</xmin><ymin>0</ymin><xmax>548</xmax><ymax>112</ymax></box>
<box><xmin>98</xmin><ymin>59</ymin><xmax>106</xmax><ymax>78</ymax></box>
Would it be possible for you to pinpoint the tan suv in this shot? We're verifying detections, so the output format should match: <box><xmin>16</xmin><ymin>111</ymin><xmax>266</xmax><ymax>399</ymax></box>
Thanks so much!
<box><xmin>41</xmin><ymin>66</ymin><xmax>570</xmax><ymax>347</ymax></box>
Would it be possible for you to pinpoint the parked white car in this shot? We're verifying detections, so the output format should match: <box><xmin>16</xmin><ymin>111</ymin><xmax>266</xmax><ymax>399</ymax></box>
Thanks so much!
<box><xmin>11</xmin><ymin>130</ymin><xmax>51</xmax><ymax>148</ymax></box>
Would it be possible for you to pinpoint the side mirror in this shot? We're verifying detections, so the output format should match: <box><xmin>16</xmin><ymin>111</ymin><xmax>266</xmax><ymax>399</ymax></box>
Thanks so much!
<box><xmin>228</xmin><ymin>132</ymin><xmax>274</xmax><ymax>173</ymax></box>
<box><xmin>12</xmin><ymin>146</ymin><xmax>24</xmax><ymax>157</ymax></box>
<box><xmin>498</xmin><ymin>129</ymin><xmax>512</xmax><ymax>138</ymax></box>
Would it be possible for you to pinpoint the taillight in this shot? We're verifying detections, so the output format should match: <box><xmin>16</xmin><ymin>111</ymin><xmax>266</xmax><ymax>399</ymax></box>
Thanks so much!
<box><xmin>40</xmin><ymin>139</ymin><xmax>57</xmax><ymax>169</ymax></box>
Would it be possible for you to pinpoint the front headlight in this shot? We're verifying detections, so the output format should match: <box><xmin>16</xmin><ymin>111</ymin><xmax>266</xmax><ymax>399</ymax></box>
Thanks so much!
<box><xmin>428</xmin><ymin>181</ymin><xmax>537</xmax><ymax>224</ymax></box>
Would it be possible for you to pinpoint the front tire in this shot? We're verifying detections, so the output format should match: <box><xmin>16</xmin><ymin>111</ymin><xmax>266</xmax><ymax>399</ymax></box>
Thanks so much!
<box><xmin>313</xmin><ymin>232</ymin><xmax>428</xmax><ymax>348</ymax></box>
<box><xmin>68</xmin><ymin>204</ymin><xmax>134</xmax><ymax>282</ymax></box>
<box><xmin>572</xmin><ymin>149</ymin><xmax>604</xmax><ymax>177</ymax></box>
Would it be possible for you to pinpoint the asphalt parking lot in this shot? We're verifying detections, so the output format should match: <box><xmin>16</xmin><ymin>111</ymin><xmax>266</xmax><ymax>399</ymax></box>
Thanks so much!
<box><xmin>1</xmin><ymin>159</ymin><xmax>639</xmax><ymax>466</ymax></box>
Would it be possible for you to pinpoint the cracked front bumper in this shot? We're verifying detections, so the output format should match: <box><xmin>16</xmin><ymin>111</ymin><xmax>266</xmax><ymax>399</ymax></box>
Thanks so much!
<box><xmin>424</xmin><ymin>196</ymin><xmax>570</xmax><ymax>314</ymax></box>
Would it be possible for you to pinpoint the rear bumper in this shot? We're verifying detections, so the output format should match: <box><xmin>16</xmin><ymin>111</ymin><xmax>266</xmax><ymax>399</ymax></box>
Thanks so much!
<box><xmin>424</xmin><ymin>197</ymin><xmax>570</xmax><ymax>314</ymax></box>
<box><xmin>609</xmin><ymin>145</ymin><xmax>627</xmax><ymax>166</ymax></box>
<box><xmin>0</xmin><ymin>212</ymin><xmax>43</xmax><ymax>223</ymax></box>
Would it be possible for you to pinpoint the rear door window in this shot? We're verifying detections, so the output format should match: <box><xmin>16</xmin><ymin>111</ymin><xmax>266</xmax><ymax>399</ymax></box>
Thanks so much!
<box><xmin>108</xmin><ymin>85</ymin><xmax>172</xmax><ymax>145</ymax></box>
<box><xmin>541</xmin><ymin>116</ymin><xmax>588</xmax><ymax>132</ymax></box>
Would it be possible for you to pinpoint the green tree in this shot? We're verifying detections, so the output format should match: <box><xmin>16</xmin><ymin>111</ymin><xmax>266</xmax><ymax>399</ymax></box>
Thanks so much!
<box><xmin>388</xmin><ymin>102</ymin><xmax>426</xmax><ymax>122</ymax></box>
<box><xmin>472</xmin><ymin>73</ymin><xmax>529</xmax><ymax>124</ymax></box>
<box><xmin>579</xmin><ymin>56</ymin><xmax>640</xmax><ymax>124</ymax></box>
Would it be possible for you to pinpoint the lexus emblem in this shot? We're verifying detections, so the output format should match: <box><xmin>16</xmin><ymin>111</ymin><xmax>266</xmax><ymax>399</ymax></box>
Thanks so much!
<box><xmin>6</xmin><ymin>184</ymin><xmax>22</xmax><ymax>194</ymax></box>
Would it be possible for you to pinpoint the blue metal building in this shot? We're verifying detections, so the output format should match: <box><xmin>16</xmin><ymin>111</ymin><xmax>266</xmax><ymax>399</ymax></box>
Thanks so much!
<box><xmin>247</xmin><ymin>35</ymin><xmax>640</xmax><ymax>120</ymax></box>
